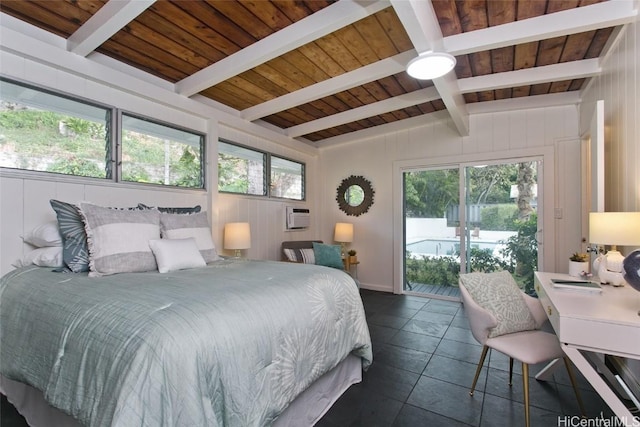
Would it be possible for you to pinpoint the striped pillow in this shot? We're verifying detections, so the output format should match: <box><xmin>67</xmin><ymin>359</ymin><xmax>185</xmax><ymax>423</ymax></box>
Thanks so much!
<box><xmin>160</xmin><ymin>212</ymin><xmax>220</xmax><ymax>263</ymax></box>
<box><xmin>283</xmin><ymin>248</ymin><xmax>315</xmax><ymax>264</ymax></box>
<box><xmin>79</xmin><ymin>203</ymin><xmax>160</xmax><ymax>277</ymax></box>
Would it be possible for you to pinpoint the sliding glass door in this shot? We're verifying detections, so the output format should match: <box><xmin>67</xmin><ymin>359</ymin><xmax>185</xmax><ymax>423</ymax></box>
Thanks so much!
<box><xmin>403</xmin><ymin>159</ymin><xmax>541</xmax><ymax>298</ymax></box>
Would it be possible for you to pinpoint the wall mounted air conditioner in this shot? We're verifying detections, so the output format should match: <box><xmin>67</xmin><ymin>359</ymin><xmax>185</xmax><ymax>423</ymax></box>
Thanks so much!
<box><xmin>286</xmin><ymin>206</ymin><xmax>310</xmax><ymax>230</ymax></box>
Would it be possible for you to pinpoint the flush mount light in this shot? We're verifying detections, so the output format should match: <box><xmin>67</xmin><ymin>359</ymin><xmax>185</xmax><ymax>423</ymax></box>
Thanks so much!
<box><xmin>406</xmin><ymin>51</ymin><xmax>456</xmax><ymax>80</ymax></box>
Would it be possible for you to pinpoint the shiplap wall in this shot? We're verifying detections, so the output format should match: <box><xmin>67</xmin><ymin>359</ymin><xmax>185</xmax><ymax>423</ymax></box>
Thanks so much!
<box><xmin>578</xmin><ymin>17</ymin><xmax>640</xmax><ymax>399</ymax></box>
<box><xmin>319</xmin><ymin>105</ymin><xmax>582</xmax><ymax>293</ymax></box>
<box><xmin>580</xmin><ymin>20</ymin><xmax>639</xmax><ymax>213</ymax></box>
<box><xmin>216</xmin><ymin>125</ymin><xmax>319</xmax><ymax>261</ymax></box>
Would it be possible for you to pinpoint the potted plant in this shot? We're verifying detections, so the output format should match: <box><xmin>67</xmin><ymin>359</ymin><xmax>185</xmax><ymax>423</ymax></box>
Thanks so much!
<box><xmin>348</xmin><ymin>249</ymin><xmax>357</xmax><ymax>264</ymax></box>
<box><xmin>569</xmin><ymin>252</ymin><xmax>589</xmax><ymax>277</ymax></box>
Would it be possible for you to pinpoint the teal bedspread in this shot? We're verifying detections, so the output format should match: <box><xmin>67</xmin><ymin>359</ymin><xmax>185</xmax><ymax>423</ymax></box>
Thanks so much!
<box><xmin>0</xmin><ymin>259</ymin><xmax>372</xmax><ymax>426</ymax></box>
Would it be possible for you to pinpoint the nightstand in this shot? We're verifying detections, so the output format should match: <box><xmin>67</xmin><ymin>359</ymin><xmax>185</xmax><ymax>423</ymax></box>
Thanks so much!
<box><xmin>343</xmin><ymin>257</ymin><xmax>359</xmax><ymax>279</ymax></box>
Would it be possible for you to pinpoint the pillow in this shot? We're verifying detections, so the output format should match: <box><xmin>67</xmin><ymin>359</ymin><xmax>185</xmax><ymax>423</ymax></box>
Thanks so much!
<box><xmin>79</xmin><ymin>203</ymin><xmax>160</xmax><ymax>277</ymax></box>
<box><xmin>149</xmin><ymin>238</ymin><xmax>206</xmax><ymax>273</ymax></box>
<box><xmin>13</xmin><ymin>247</ymin><xmax>63</xmax><ymax>268</ymax></box>
<box><xmin>312</xmin><ymin>242</ymin><xmax>344</xmax><ymax>269</ymax></box>
<box><xmin>22</xmin><ymin>221</ymin><xmax>62</xmax><ymax>247</ymax></box>
<box><xmin>50</xmin><ymin>199</ymin><xmax>90</xmax><ymax>272</ymax></box>
<box><xmin>459</xmin><ymin>271</ymin><xmax>536</xmax><ymax>338</ymax></box>
<box><xmin>160</xmin><ymin>212</ymin><xmax>220</xmax><ymax>263</ymax></box>
<box><xmin>283</xmin><ymin>248</ymin><xmax>316</xmax><ymax>264</ymax></box>
<box><xmin>138</xmin><ymin>203</ymin><xmax>201</xmax><ymax>214</ymax></box>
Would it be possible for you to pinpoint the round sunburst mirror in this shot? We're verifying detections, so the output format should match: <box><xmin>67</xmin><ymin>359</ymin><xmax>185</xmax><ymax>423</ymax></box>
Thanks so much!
<box><xmin>336</xmin><ymin>175</ymin><xmax>375</xmax><ymax>217</ymax></box>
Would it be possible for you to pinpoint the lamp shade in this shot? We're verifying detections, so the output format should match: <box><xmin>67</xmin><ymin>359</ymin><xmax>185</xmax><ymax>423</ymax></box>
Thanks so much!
<box><xmin>224</xmin><ymin>222</ymin><xmax>251</xmax><ymax>250</ymax></box>
<box><xmin>334</xmin><ymin>222</ymin><xmax>354</xmax><ymax>243</ymax></box>
<box><xmin>589</xmin><ymin>212</ymin><xmax>640</xmax><ymax>246</ymax></box>
<box><xmin>406</xmin><ymin>51</ymin><xmax>456</xmax><ymax>80</ymax></box>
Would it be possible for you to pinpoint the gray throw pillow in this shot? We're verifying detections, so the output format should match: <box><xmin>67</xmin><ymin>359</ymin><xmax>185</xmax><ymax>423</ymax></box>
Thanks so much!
<box><xmin>50</xmin><ymin>199</ymin><xmax>90</xmax><ymax>273</ymax></box>
<box><xmin>80</xmin><ymin>203</ymin><xmax>160</xmax><ymax>277</ymax></box>
<box><xmin>160</xmin><ymin>211</ymin><xmax>220</xmax><ymax>263</ymax></box>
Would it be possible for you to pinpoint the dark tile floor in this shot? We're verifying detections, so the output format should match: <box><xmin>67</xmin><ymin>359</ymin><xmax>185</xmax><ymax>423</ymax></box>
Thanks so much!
<box><xmin>0</xmin><ymin>290</ymin><xmax>618</xmax><ymax>427</ymax></box>
<box><xmin>317</xmin><ymin>289</ymin><xmax>616</xmax><ymax>427</ymax></box>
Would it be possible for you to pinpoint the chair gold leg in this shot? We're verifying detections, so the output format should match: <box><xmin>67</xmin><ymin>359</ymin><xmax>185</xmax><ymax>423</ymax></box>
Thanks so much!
<box><xmin>563</xmin><ymin>356</ymin><xmax>587</xmax><ymax>417</ymax></box>
<box><xmin>522</xmin><ymin>362</ymin><xmax>530</xmax><ymax>427</ymax></box>
<box><xmin>509</xmin><ymin>357</ymin><xmax>514</xmax><ymax>386</ymax></box>
<box><xmin>470</xmin><ymin>345</ymin><xmax>489</xmax><ymax>396</ymax></box>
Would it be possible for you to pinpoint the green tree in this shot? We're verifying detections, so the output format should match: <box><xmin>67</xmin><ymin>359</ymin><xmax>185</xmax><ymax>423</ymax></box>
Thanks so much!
<box><xmin>47</xmin><ymin>157</ymin><xmax>104</xmax><ymax>178</ymax></box>
<box><xmin>404</xmin><ymin>169</ymin><xmax>459</xmax><ymax>218</ymax></box>
<box><xmin>500</xmin><ymin>213</ymin><xmax>538</xmax><ymax>294</ymax></box>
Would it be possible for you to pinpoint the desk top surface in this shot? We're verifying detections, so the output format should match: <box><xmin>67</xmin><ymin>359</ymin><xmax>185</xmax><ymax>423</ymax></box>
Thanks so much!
<box><xmin>535</xmin><ymin>271</ymin><xmax>640</xmax><ymax>328</ymax></box>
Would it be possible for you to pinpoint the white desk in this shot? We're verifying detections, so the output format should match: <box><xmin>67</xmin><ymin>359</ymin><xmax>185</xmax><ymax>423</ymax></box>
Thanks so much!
<box><xmin>535</xmin><ymin>272</ymin><xmax>640</xmax><ymax>425</ymax></box>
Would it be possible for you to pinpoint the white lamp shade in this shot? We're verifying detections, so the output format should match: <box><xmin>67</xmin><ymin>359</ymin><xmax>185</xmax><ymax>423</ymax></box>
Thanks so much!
<box><xmin>224</xmin><ymin>222</ymin><xmax>251</xmax><ymax>250</ymax></box>
<box><xmin>334</xmin><ymin>222</ymin><xmax>354</xmax><ymax>243</ymax></box>
<box><xmin>589</xmin><ymin>212</ymin><xmax>640</xmax><ymax>246</ymax></box>
<box><xmin>406</xmin><ymin>51</ymin><xmax>456</xmax><ymax>80</ymax></box>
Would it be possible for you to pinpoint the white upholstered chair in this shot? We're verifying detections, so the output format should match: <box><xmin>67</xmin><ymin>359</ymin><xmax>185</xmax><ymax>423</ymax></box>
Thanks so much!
<box><xmin>459</xmin><ymin>273</ymin><xmax>585</xmax><ymax>427</ymax></box>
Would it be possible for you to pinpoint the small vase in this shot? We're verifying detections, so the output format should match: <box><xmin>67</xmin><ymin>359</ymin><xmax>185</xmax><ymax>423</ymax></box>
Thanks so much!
<box><xmin>568</xmin><ymin>261</ymin><xmax>588</xmax><ymax>277</ymax></box>
<box><xmin>349</xmin><ymin>256</ymin><xmax>357</xmax><ymax>264</ymax></box>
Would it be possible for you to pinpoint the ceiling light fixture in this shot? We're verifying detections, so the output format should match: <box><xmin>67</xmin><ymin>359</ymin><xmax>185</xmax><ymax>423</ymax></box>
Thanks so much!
<box><xmin>406</xmin><ymin>51</ymin><xmax>456</xmax><ymax>80</ymax></box>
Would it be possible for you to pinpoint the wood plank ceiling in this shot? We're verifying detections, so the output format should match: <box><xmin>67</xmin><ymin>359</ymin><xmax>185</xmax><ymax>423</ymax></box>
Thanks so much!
<box><xmin>1</xmin><ymin>0</ymin><xmax>636</xmax><ymax>146</ymax></box>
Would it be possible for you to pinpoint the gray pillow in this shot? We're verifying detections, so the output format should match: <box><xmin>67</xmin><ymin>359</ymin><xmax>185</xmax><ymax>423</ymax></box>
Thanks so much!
<box><xmin>50</xmin><ymin>199</ymin><xmax>90</xmax><ymax>273</ymax></box>
<box><xmin>160</xmin><ymin>211</ymin><xmax>220</xmax><ymax>263</ymax></box>
<box><xmin>80</xmin><ymin>203</ymin><xmax>160</xmax><ymax>277</ymax></box>
<box><xmin>459</xmin><ymin>271</ymin><xmax>536</xmax><ymax>338</ymax></box>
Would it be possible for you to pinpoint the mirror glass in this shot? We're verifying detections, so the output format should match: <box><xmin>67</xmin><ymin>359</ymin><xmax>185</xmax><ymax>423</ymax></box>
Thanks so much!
<box><xmin>346</xmin><ymin>185</ymin><xmax>364</xmax><ymax>206</ymax></box>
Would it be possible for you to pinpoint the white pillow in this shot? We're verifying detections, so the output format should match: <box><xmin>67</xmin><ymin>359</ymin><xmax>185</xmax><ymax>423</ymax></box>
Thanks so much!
<box><xmin>149</xmin><ymin>238</ymin><xmax>206</xmax><ymax>273</ymax></box>
<box><xmin>13</xmin><ymin>247</ymin><xmax>63</xmax><ymax>268</ymax></box>
<box><xmin>160</xmin><ymin>212</ymin><xmax>220</xmax><ymax>263</ymax></box>
<box><xmin>22</xmin><ymin>221</ymin><xmax>62</xmax><ymax>247</ymax></box>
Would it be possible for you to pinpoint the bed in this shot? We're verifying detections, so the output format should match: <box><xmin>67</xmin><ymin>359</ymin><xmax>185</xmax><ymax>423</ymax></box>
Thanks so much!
<box><xmin>0</xmin><ymin>258</ymin><xmax>372</xmax><ymax>426</ymax></box>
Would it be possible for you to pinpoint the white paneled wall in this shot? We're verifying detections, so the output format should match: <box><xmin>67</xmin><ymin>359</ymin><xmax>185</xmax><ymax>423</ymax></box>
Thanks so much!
<box><xmin>580</xmin><ymin>20</ymin><xmax>639</xmax><ymax>212</ymax></box>
<box><xmin>216</xmin><ymin>125</ymin><xmax>320</xmax><ymax>261</ymax></box>
<box><xmin>320</xmin><ymin>105</ymin><xmax>582</xmax><ymax>293</ymax></box>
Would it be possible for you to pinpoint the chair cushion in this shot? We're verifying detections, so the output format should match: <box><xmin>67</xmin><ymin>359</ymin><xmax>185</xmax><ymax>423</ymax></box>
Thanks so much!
<box><xmin>487</xmin><ymin>330</ymin><xmax>562</xmax><ymax>364</ymax></box>
<box><xmin>459</xmin><ymin>271</ymin><xmax>537</xmax><ymax>338</ymax></box>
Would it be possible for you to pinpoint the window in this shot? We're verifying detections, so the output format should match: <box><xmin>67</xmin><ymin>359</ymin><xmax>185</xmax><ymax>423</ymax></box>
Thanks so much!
<box><xmin>218</xmin><ymin>140</ymin><xmax>304</xmax><ymax>200</ymax></box>
<box><xmin>271</xmin><ymin>155</ymin><xmax>304</xmax><ymax>200</ymax></box>
<box><xmin>0</xmin><ymin>79</ymin><xmax>205</xmax><ymax>190</ymax></box>
<box><xmin>121</xmin><ymin>114</ymin><xmax>204</xmax><ymax>189</ymax></box>
<box><xmin>0</xmin><ymin>78</ymin><xmax>111</xmax><ymax>178</ymax></box>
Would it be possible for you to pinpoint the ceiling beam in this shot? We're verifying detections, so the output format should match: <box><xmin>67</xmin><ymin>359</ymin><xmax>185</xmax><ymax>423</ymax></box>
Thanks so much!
<box><xmin>390</xmin><ymin>0</ymin><xmax>469</xmax><ymax>136</ymax></box>
<box><xmin>242</xmin><ymin>50</ymin><xmax>416</xmax><ymax>121</ymax></box>
<box><xmin>466</xmin><ymin>92</ymin><xmax>581</xmax><ymax>115</ymax></box>
<box><xmin>286</xmin><ymin>87</ymin><xmax>440</xmax><ymax>138</ymax></box>
<box><xmin>175</xmin><ymin>0</ymin><xmax>389</xmax><ymax>97</ymax></box>
<box><xmin>457</xmin><ymin>59</ymin><xmax>601</xmax><ymax>93</ymax></box>
<box><xmin>444</xmin><ymin>1</ymin><xmax>638</xmax><ymax>55</ymax></box>
<box><xmin>67</xmin><ymin>0</ymin><xmax>155</xmax><ymax>56</ymax></box>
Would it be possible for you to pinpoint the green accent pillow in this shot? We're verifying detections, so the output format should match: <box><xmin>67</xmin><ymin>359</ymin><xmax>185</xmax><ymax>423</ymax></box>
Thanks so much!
<box><xmin>459</xmin><ymin>270</ymin><xmax>536</xmax><ymax>338</ymax></box>
<box><xmin>312</xmin><ymin>242</ymin><xmax>343</xmax><ymax>269</ymax></box>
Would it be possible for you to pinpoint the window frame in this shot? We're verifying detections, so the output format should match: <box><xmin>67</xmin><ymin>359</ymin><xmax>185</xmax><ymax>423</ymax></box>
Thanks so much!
<box><xmin>218</xmin><ymin>139</ymin><xmax>305</xmax><ymax>201</ymax></box>
<box><xmin>0</xmin><ymin>77</ymin><xmax>206</xmax><ymax>192</ymax></box>
<box><xmin>0</xmin><ymin>76</ymin><xmax>116</xmax><ymax>181</ymax></box>
<box><xmin>117</xmin><ymin>110</ymin><xmax>206</xmax><ymax>190</ymax></box>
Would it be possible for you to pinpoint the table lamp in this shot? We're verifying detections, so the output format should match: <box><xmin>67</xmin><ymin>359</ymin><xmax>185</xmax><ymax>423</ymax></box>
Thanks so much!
<box><xmin>334</xmin><ymin>222</ymin><xmax>353</xmax><ymax>258</ymax></box>
<box><xmin>224</xmin><ymin>222</ymin><xmax>251</xmax><ymax>258</ymax></box>
<box><xmin>589</xmin><ymin>212</ymin><xmax>640</xmax><ymax>286</ymax></box>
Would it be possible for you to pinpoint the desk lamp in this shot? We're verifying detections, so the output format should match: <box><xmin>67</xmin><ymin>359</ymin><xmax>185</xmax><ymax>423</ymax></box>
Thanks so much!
<box><xmin>589</xmin><ymin>212</ymin><xmax>640</xmax><ymax>286</ymax></box>
<box><xmin>334</xmin><ymin>222</ymin><xmax>353</xmax><ymax>258</ymax></box>
<box><xmin>224</xmin><ymin>222</ymin><xmax>251</xmax><ymax>258</ymax></box>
